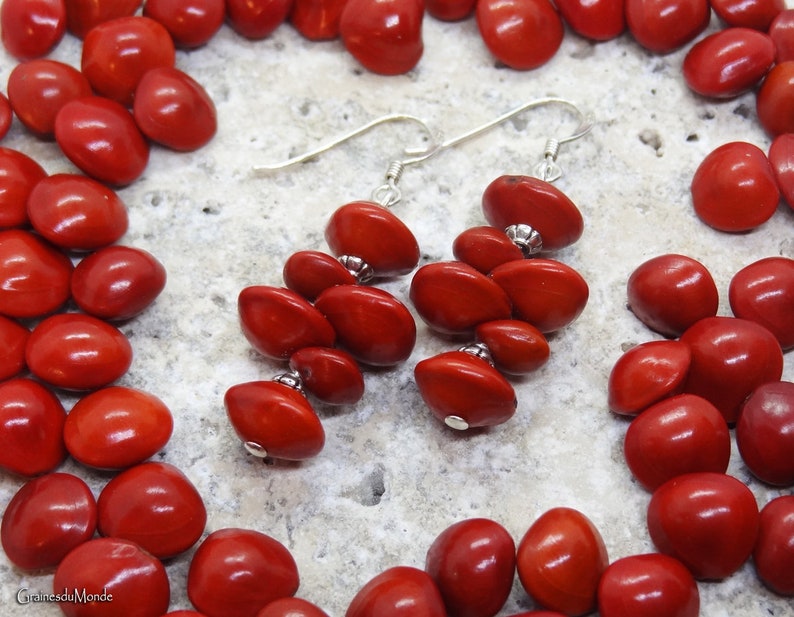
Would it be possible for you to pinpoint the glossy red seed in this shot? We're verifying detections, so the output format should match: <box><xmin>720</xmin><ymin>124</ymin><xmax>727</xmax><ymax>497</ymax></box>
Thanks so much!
<box><xmin>683</xmin><ymin>28</ymin><xmax>775</xmax><ymax>98</ymax></box>
<box><xmin>626</xmin><ymin>254</ymin><xmax>718</xmax><ymax>338</ymax></box>
<box><xmin>325</xmin><ymin>201</ymin><xmax>419</xmax><ymax>278</ymax></box>
<box><xmin>0</xmin><ymin>378</ymin><xmax>66</xmax><ymax>476</ymax></box>
<box><xmin>647</xmin><ymin>472</ymin><xmax>759</xmax><ymax>579</ymax></box>
<box><xmin>0</xmin><ymin>0</ymin><xmax>66</xmax><ymax>60</ymax></box>
<box><xmin>64</xmin><ymin>0</ymin><xmax>142</xmax><ymax>38</ymax></box>
<box><xmin>624</xmin><ymin>394</ymin><xmax>731</xmax><ymax>491</ymax></box>
<box><xmin>753</xmin><ymin>495</ymin><xmax>794</xmax><ymax>595</ymax></box>
<box><xmin>0</xmin><ymin>315</ymin><xmax>29</xmax><ymax>380</ymax></box>
<box><xmin>134</xmin><ymin>67</ymin><xmax>217</xmax><ymax>152</ymax></box>
<box><xmin>554</xmin><ymin>0</ymin><xmax>625</xmax><ymax>40</ymax></box>
<box><xmin>143</xmin><ymin>0</ymin><xmax>225</xmax><ymax>48</ymax></box>
<box><xmin>410</xmin><ymin>262</ymin><xmax>512</xmax><ymax>335</ymax></box>
<box><xmin>27</xmin><ymin>173</ymin><xmax>129</xmax><ymax>250</ymax></box>
<box><xmin>226</xmin><ymin>0</ymin><xmax>293</xmax><ymax>39</ymax></box>
<box><xmin>81</xmin><ymin>16</ymin><xmax>176</xmax><ymax>107</ymax></box>
<box><xmin>0</xmin><ymin>147</ymin><xmax>47</xmax><ymax>228</ymax></box>
<box><xmin>0</xmin><ymin>229</ymin><xmax>73</xmax><ymax>318</ymax></box>
<box><xmin>188</xmin><ymin>528</ymin><xmax>300</xmax><ymax>617</ymax></box>
<box><xmin>607</xmin><ymin>340</ymin><xmax>691</xmax><ymax>415</ymax></box>
<box><xmin>283</xmin><ymin>250</ymin><xmax>357</xmax><ymax>301</ymax></box>
<box><xmin>680</xmin><ymin>316</ymin><xmax>783</xmax><ymax>424</ymax></box>
<box><xmin>290</xmin><ymin>0</ymin><xmax>348</xmax><ymax>40</ymax></box>
<box><xmin>7</xmin><ymin>59</ymin><xmax>93</xmax><ymax>139</ymax></box>
<box><xmin>97</xmin><ymin>461</ymin><xmax>206</xmax><ymax>559</ymax></box>
<box><xmin>768</xmin><ymin>133</ymin><xmax>794</xmax><ymax>210</ymax></box>
<box><xmin>597</xmin><ymin>554</ymin><xmax>700</xmax><ymax>617</ymax></box>
<box><xmin>64</xmin><ymin>386</ymin><xmax>174</xmax><ymax>470</ymax></box>
<box><xmin>55</xmin><ymin>96</ymin><xmax>150</xmax><ymax>186</ymax></box>
<box><xmin>339</xmin><ymin>0</ymin><xmax>425</xmax><ymax>75</ymax></box>
<box><xmin>257</xmin><ymin>597</ymin><xmax>330</xmax><ymax>617</ymax></box>
<box><xmin>452</xmin><ymin>226</ymin><xmax>524</xmax><ymax>274</ymax></box>
<box><xmin>238</xmin><ymin>285</ymin><xmax>336</xmax><ymax>360</ymax></box>
<box><xmin>289</xmin><ymin>347</ymin><xmax>365</xmax><ymax>405</ymax></box>
<box><xmin>476</xmin><ymin>0</ymin><xmax>564</xmax><ymax>70</ymax></box>
<box><xmin>710</xmin><ymin>0</ymin><xmax>784</xmax><ymax>30</ymax></box>
<box><xmin>769</xmin><ymin>9</ymin><xmax>794</xmax><ymax>62</ymax></box>
<box><xmin>314</xmin><ymin>285</ymin><xmax>416</xmax><ymax>366</ymax></box>
<box><xmin>71</xmin><ymin>245</ymin><xmax>167</xmax><ymax>321</ymax></box>
<box><xmin>26</xmin><ymin>313</ymin><xmax>133</xmax><ymax>390</ymax></box>
<box><xmin>625</xmin><ymin>0</ymin><xmax>710</xmax><ymax>53</ymax></box>
<box><xmin>0</xmin><ymin>93</ymin><xmax>11</xmax><ymax>140</ymax></box>
<box><xmin>425</xmin><ymin>0</ymin><xmax>477</xmax><ymax>21</ymax></box>
<box><xmin>691</xmin><ymin>141</ymin><xmax>779</xmax><ymax>231</ymax></box>
<box><xmin>425</xmin><ymin>518</ymin><xmax>516</xmax><ymax>617</ymax></box>
<box><xmin>54</xmin><ymin>536</ymin><xmax>170</xmax><ymax>616</ymax></box>
<box><xmin>346</xmin><ymin>566</ymin><xmax>447</xmax><ymax>617</ymax></box>
<box><xmin>490</xmin><ymin>259</ymin><xmax>589</xmax><ymax>333</ymax></box>
<box><xmin>729</xmin><ymin>256</ymin><xmax>794</xmax><ymax>350</ymax></box>
<box><xmin>516</xmin><ymin>507</ymin><xmax>608</xmax><ymax>616</ymax></box>
<box><xmin>225</xmin><ymin>380</ymin><xmax>325</xmax><ymax>460</ymax></box>
<box><xmin>756</xmin><ymin>61</ymin><xmax>794</xmax><ymax>137</ymax></box>
<box><xmin>1</xmin><ymin>473</ymin><xmax>96</xmax><ymax>570</ymax></box>
<box><xmin>736</xmin><ymin>381</ymin><xmax>794</xmax><ymax>486</ymax></box>
<box><xmin>475</xmin><ymin>319</ymin><xmax>549</xmax><ymax>375</ymax></box>
<box><xmin>414</xmin><ymin>350</ymin><xmax>517</xmax><ymax>430</ymax></box>
<box><xmin>481</xmin><ymin>175</ymin><xmax>583</xmax><ymax>252</ymax></box>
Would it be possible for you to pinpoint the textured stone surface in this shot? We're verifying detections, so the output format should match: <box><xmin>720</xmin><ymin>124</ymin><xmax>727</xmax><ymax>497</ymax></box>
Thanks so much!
<box><xmin>1</xmin><ymin>10</ymin><xmax>792</xmax><ymax>617</ymax></box>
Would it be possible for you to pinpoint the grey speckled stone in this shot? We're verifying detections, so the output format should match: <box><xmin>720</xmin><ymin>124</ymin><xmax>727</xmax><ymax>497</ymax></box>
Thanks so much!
<box><xmin>1</xmin><ymin>9</ymin><xmax>793</xmax><ymax>617</ymax></box>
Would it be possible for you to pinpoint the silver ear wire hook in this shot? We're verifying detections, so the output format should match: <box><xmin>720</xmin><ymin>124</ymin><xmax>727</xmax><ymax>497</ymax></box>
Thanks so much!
<box><xmin>253</xmin><ymin>113</ymin><xmax>444</xmax><ymax>207</ymax></box>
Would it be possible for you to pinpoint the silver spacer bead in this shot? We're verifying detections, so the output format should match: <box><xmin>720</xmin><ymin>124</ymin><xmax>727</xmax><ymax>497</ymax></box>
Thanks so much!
<box><xmin>339</xmin><ymin>255</ymin><xmax>375</xmax><ymax>284</ymax></box>
<box><xmin>505</xmin><ymin>223</ymin><xmax>543</xmax><ymax>257</ymax></box>
<box><xmin>459</xmin><ymin>342</ymin><xmax>493</xmax><ymax>366</ymax></box>
<box><xmin>244</xmin><ymin>441</ymin><xmax>269</xmax><ymax>458</ymax></box>
<box><xmin>272</xmin><ymin>370</ymin><xmax>305</xmax><ymax>396</ymax></box>
<box><xmin>445</xmin><ymin>415</ymin><xmax>470</xmax><ymax>431</ymax></box>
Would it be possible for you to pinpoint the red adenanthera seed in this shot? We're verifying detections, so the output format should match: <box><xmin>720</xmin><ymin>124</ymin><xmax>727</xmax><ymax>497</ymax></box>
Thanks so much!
<box><xmin>257</xmin><ymin>596</ymin><xmax>331</xmax><ymax>617</ymax></box>
<box><xmin>753</xmin><ymin>495</ymin><xmax>794</xmax><ymax>595</ymax></box>
<box><xmin>289</xmin><ymin>346</ymin><xmax>365</xmax><ymax>405</ymax></box>
<box><xmin>346</xmin><ymin>565</ymin><xmax>447</xmax><ymax>617</ymax></box>
<box><xmin>0</xmin><ymin>93</ymin><xmax>11</xmax><ymax>141</ymax></box>
<box><xmin>554</xmin><ymin>0</ymin><xmax>626</xmax><ymax>41</ymax></box>
<box><xmin>624</xmin><ymin>0</ymin><xmax>710</xmax><ymax>53</ymax></box>
<box><xmin>755</xmin><ymin>61</ymin><xmax>794</xmax><ymax>137</ymax></box>
<box><xmin>709</xmin><ymin>0</ymin><xmax>785</xmax><ymax>30</ymax></box>
<box><xmin>0</xmin><ymin>315</ymin><xmax>29</xmax><ymax>380</ymax></box>
<box><xmin>474</xmin><ymin>319</ymin><xmax>549</xmax><ymax>375</ymax></box>
<box><xmin>142</xmin><ymin>0</ymin><xmax>225</xmax><ymax>49</ymax></box>
<box><xmin>282</xmin><ymin>250</ymin><xmax>357</xmax><ymax>301</ymax></box>
<box><xmin>290</xmin><ymin>0</ymin><xmax>348</xmax><ymax>40</ymax></box>
<box><xmin>0</xmin><ymin>147</ymin><xmax>48</xmax><ymax>228</ymax></box>
<box><xmin>63</xmin><ymin>0</ymin><xmax>142</xmax><ymax>39</ymax></box>
<box><xmin>768</xmin><ymin>132</ymin><xmax>794</xmax><ymax>210</ymax></box>
<box><xmin>769</xmin><ymin>9</ymin><xmax>794</xmax><ymax>62</ymax></box>
<box><xmin>225</xmin><ymin>0</ymin><xmax>293</xmax><ymax>40</ymax></box>
<box><xmin>452</xmin><ymin>226</ymin><xmax>525</xmax><ymax>274</ymax></box>
<box><xmin>0</xmin><ymin>0</ymin><xmax>67</xmax><ymax>61</ymax></box>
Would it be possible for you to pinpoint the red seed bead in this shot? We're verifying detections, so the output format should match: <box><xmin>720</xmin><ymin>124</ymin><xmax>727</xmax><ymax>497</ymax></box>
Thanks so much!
<box><xmin>452</xmin><ymin>226</ymin><xmax>525</xmax><ymax>274</ymax></box>
<box><xmin>710</xmin><ymin>0</ymin><xmax>785</xmax><ymax>30</ymax></box>
<box><xmin>490</xmin><ymin>259</ymin><xmax>589</xmax><ymax>333</ymax></box>
<box><xmin>625</xmin><ymin>0</ymin><xmax>710</xmax><ymax>53</ymax></box>
<box><xmin>7</xmin><ymin>59</ymin><xmax>93</xmax><ymax>139</ymax></box>
<box><xmin>682</xmin><ymin>28</ymin><xmax>776</xmax><ymax>99</ymax></box>
<box><xmin>238</xmin><ymin>285</ymin><xmax>336</xmax><ymax>360</ymax></box>
<box><xmin>729</xmin><ymin>256</ymin><xmax>794</xmax><ymax>350</ymax></box>
<box><xmin>410</xmin><ymin>261</ymin><xmax>512</xmax><ymax>335</ymax></box>
<box><xmin>0</xmin><ymin>0</ymin><xmax>67</xmax><ymax>60</ymax></box>
<box><xmin>554</xmin><ymin>0</ymin><xmax>626</xmax><ymax>41</ymax></box>
<box><xmin>626</xmin><ymin>253</ymin><xmax>718</xmax><ymax>338</ymax></box>
<box><xmin>0</xmin><ymin>229</ymin><xmax>73</xmax><ymax>319</ymax></box>
<box><xmin>290</xmin><ymin>0</ymin><xmax>347</xmax><ymax>40</ymax></box>
<box><xmin>71</xmin><ymin>245</ymin><xmax>167</xmax><ymax>321</ymax></box>
<box><xmin>475</xmin><ymin>319</ymin><xmax>550</xmax><ymax>375</ymax></box>
<box><xmin>0</xmin><ymin>147</ymin><xmax>47</xmax><ymax>228</ymax></box>
<box><xmin>756</xmin><ymin>61</ymin><xmax>794</xmax><ymax>137</ymax></box>
<box><xmin>314</xmin><ymin>285</ymin><xmax>416</xmax><ymax>366</ymax></box>
<box><xmin>736</xmin><ymin>381</ymin><xmax>794</xmax><ymax>486</ymax></box>
<box><xmin>64</xmin><ymin>386</ymin><xmax>174</xmax><ymax>470</ymax></box>
<box><xmin>680</xmin><ymin>315</ymin><xmax>784</xmax><ymax>424</ymax></box>
<box><xmin>624</xmin><ymin>393</ymin><xmax>731</xmax><ymax>491</ymax></box>
<box><xmin>282</xmin><ymin>250</ymin><xmax>356</xmax><ymax>301</ymax></box>
<box><xmin>0</xmin><ymin>93</ymin><xmax>11</xmax><ymax>141</ymax></box>
<box><xmin>0</xmin><ymin>378</ymin><xmax>67</xmax><ymax>476</ymax></box>
<box><xmin>346</xmin><ymin>566</ymin><xmax>446</xmax><ymax>616</ymax></box>
<box><xmin>753</xmin><ymin>495</ymin><xmax>794</xmax><ymax>595</ymax></box>
<box><xmin>64</xmin><ymin>0</ymin><xmax>142</xmax><ymax>39</ymax></box>
<box><xmin>607</xmin><ymin>340</ymin><xmax>692</xmax><ymax>415</ymax></box>
<box><xmin>414</xmin><ymin>350</ymin><xmax>517</xmax><ymax>430</ymax></box>
<box><xmin>0</xmin><ymin>314</ymin><xmax>29</xmax><ymax>380</ymax></box>
<box><xmin>481</xmin><ymin>175</ymin><xmax>584</xmax><ymax>252</ymax></box>
<box><xmin>27</xmin><ymin>173</ymin><xmax>129</xmax><ymax>251</ymax></box>
<box><xmin>26</xmin><ymin>313</ymin><xmax>134</xmax><ymax>391</ymax></box>
<box><xmin>97</xmin><ymin>461</ymin><xmax>207</xmax><ymax>559</ymax></box>
<box><xmin>257</xmin><ymin>597</ymin><xmax>330</xmax><ymax>617</ymax></box>
<box><xmin>325</xmin><ymin>201</ymin><xmax>419</xmax><ymax>278</ymax></box>
<box><xmin>425</xmin><ymin>0</ymin><xmax>477</xmax><ymax>21</ymax></box>
<box><xmin>768</xmin><ymin>132</ymin><xmax>794</xmax><ymax>211</ymax></box>
<box><xmin>289</xmin><ymin>347</ymin><xmax>364</xmax><ymax>405</ymax></box>
<box><xmin>224</xmin><ymin>380</ymin><xmax>325</xmax><ymax>460</ymax></box>
<box><xmin>1</xmin><ymin>473</ymin><xmax>96</xmax><ymax>570</ymax></box>
<box><xmin>769</xmin><ymin>9</ymin><xmax>794</xmax><ymax>62</ymax></box>
<box><xmin>226</xmin><ymin>0</ymin><xmax>293</xmax><ymax>40</ymax></box>
<box><xmin>142</xmin><ymin>0</ymin><xmax>225</xmax><ymax>48</ymax></box>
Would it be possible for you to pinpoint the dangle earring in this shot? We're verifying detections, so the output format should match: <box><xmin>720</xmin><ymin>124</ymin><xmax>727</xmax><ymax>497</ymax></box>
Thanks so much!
<box><xmin>224</xmin><ymin>115</ymin><xmax>443</xmax><ymax>462</ymax></box>
<box><xmin>410</xmin><ymin>98</ymin><xmax>595</xmax><ymax>431</ymax></box>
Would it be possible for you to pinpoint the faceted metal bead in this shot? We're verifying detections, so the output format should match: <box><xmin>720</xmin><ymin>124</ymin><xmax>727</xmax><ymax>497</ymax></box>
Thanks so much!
<box><xmin>272</xmin><ymin>370</ymin><xmax>305</xmax><ymax>396</ymax></box>
<box><xmin>459</xmin><ymin>342</ymin><xmax>494</xmax><ymax>366</ymax></box>
<box><xmin>243</xmin><ymin>441</ymin><xmax>269</xmax><ymax>458</ymax></box>
<box><xmin>505</xmin><ymin>223</ymin><xmax>543</xmax><ymax>257</ymax></box>
<box><xmin>339</xmin><ymin>255</ymin><xmax>375</xmax><ymax>284</ymax></box>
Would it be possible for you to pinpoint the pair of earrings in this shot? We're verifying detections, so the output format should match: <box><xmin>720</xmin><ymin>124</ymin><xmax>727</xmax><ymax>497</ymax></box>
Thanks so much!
<box><xmin>224</xmin><ymin>98</ymin><xmax>594</xmax><ymax>461</ymax></box>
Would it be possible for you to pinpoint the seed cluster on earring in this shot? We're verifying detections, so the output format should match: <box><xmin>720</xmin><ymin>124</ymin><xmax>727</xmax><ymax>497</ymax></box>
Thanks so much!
<box><xmin>0</xmin><ymin>0</ymin><xmax>792</xmax><ymax>616</ymax></box>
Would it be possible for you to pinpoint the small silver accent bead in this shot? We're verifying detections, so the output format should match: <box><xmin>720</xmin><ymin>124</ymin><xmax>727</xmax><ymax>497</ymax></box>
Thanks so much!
<box><xmin>339</xmin><ymin>255</ymin><xmax>375</xmax><ymax>284</ymax></box>
<box><xmin>244</xmin><ymin>441</ymin><xmax>268</xmax><ymax>458</ymax></box>
<box><xmin>273</xmin><ymin>370</ymin><xmax>305</xmax><ymax>396</ymax></box>
<box><xmin>445</xmin><ymin>415</ymin><xmax>470</xmax><ymax>431</ymax></box>
<box><xmin>505</xmin><ymin>224</ymin><xmax>543</xmax><ymax>257</ymax></box>
<box><xmin>459</xmin><ymin>342</ymin><xmax>493</xmax><ymax>365</ymax></box>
